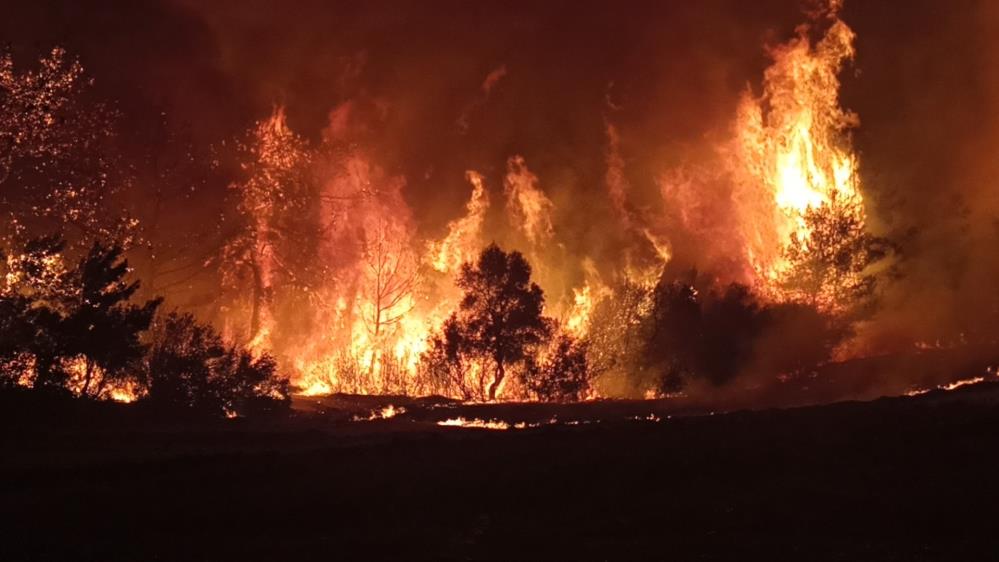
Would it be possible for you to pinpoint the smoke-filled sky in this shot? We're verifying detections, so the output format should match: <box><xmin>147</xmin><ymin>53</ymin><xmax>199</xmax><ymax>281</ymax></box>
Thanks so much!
<box><xmin>4</xmin><ymin>0</ymin><xmax>999</xmax><ymax>345</ymax></box>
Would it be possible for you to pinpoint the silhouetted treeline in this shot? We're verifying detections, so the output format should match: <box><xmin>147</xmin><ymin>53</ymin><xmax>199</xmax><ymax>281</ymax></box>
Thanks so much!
<box><xmin>416</xmin><ymin>244</ymin><xmax>845</xmax><ymax>401</ymax></box>
<box><xmin>0</xmin><ymin>237</ymin><xmax>290</xmax><ymax>419</ymax></box>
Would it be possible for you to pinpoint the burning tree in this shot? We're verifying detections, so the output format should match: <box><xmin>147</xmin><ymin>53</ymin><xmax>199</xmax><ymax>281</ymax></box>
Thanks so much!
<box><xmin>585</xmin><ymin>279</ymin><xmax>654</xmax><ymax>393</ymax></box>
<box><xmin>422</xmin><ymin>244</ymin><xmax>552</xmax><ymax>401</ymax></box>
<box><xmin>222</xmin><ymin>107</ymin><xmax>313</xmax><ymax>349</ymax></box>
<box><xmin>359</xmin><ymin>224</ymin><xmax>418</xmax><ymax>341</ymax></box>
<box><xmin>355</xmin><ymin>221</ymin><xmax>420</xmax><ymax>390</ymax></box>
<box><xmin>776</xmin><ymin>193</ymin><xmax>890</xmax><ymax>314</ymax></box>
<box><xmin>0</xmin><ymin>47</ymin><xmax>133</xmax><ymax>249</ymax></box>
<box><xmin>729</xmin><ymin>4</ymin><xmax>880</xmax><ymax>315</ymax></box>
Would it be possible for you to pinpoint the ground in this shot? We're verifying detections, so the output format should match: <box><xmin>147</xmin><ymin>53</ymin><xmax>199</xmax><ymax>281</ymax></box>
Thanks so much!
<box><xmin>2</xmin><ymin>384</ymin><xmax>999</xmax><ymax>561</ymax></box>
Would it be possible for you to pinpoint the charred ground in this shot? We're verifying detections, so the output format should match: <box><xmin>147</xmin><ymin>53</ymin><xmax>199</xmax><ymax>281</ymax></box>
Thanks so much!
<box><xmin>3</xmin><ymin>381</ymin><xmax>998</xmax><ymax>561</ymax></box>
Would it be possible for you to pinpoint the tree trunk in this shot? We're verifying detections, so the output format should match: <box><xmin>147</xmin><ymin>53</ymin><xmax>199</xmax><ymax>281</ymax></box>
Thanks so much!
<box><xmin>81</xmin><ymin>360</ymin><xmax>95</xmax><ymax>397</ymax></box>
<box><xmin>487</xmin><ymin>361</ymin><xmax>505</xmax><ymax>401</ymax></box>
<box><xmin>250</xmin><ymin>260</ymin><xmax>263</xmax><ymax>338</ymax></box>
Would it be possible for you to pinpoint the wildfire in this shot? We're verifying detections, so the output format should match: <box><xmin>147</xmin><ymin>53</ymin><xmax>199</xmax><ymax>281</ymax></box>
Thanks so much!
<box><xmin>564</xmin><ymin>263</ymin><xmax>612</xmax><ymax>339</ymax></box>
<box><xmin>218</xmin><ymin>0</ymin><xmax>873</xmax><ymax>402</ymax></box>
<box><xmin>355</xmin><ymin>404</ymin><xmax>405</xmax><ymax>421</ymax></box>
<box><xmin>905</xmin><ymin>375</ymin><xmax>991</xmax><ymax>397</ymax></box>
<box><xmin>428</xmin><ymin>171</ymin><xmax>490</xmax><ymax>274</ymax></box>
<box><xmin>504</xmin><ymin>156</ymin><xmax>555</xmax><ymax>246</ymax></box>
<box><xmin>437</xmin><ymin>417</ymin><xmax>531</xmax><ymax>430</ymax></box>
<box><xmin>731</xmin><ymin>3</ymin><xmax>865</xmax><ymax>298</ymax></box>
<box><xmin>62</xmin><ymin>357</ymin><xmax>143</xmax><ymax>402</ymax></box>
<box><xmin>295</xmin><ymin>168</ymin><xmax>490</xmax><ymax>396</ymax></box>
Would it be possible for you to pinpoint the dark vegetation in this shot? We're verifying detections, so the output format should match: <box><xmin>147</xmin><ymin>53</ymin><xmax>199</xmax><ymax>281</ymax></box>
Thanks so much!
<box><xmin>0</xmin><ymin>237</ymin><xmax>290</xmax><ymax>418</ymax></box>
<box><xmin>585</xmin><ymin>268</ymin><xmax>849</xmax><ymax>397</ymax></box>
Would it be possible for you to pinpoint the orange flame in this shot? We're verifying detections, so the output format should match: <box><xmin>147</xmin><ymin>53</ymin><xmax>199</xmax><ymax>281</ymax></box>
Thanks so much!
<box><xmin>731</xmin><ymin>6</ymin><xmax>864</xmax><ymax>292</ymax></box>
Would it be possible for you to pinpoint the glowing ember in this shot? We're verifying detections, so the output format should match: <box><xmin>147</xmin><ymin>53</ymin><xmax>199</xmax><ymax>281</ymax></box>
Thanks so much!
<box><xmin>905</xmin><ymin>376</ymin><xmax>990</xmax><ymax>397</ymax></box>
<box><xmin>355</xmin><ymin>404</ymin><xmax>406</xmax><ymax>421</ymax></box>
<box><xmin>437</xmin><ymin>417</ymin><xmax>517</xmax><ymax>430</ymax></box>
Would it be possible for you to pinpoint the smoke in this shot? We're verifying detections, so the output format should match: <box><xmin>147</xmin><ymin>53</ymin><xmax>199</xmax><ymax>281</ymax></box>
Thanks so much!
<box><xmin>837</xmin><ymin>1</ymin><xmax>999</xmax><ymax>350</ymax></box>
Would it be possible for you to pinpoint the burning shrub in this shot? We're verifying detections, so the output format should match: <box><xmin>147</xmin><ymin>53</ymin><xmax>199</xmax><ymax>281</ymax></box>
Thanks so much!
<box><xmin>585</xmin><ymin>280</ymin><xmax>655</xmax><ymax>393</ymax></box>
<box><xmin>777</xmin><ymin>195</ymin><xmax>892</xmax><ymax>315</ymax></box>
<box><xmin>524</xmin><ymin>333</ymin><xmax>591</xmax><ymax>402</ymax></box>
<box><xmin>144</xmin><ymin>312</ymin><xmax>290</xmax><ymax>418</ymax></box>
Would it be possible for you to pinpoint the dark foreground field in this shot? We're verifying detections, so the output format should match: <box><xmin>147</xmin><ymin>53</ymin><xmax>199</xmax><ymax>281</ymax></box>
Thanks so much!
<box><xmin>3</xmin><ymin>385</ymin><xmax>999</xmax><ymax>561</ymax></box>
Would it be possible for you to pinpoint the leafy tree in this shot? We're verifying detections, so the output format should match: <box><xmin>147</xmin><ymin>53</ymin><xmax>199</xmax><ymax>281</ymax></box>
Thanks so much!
<box><xmin>0</xmin><ymin>47</ymin><xmax>133</xmax><ymax>249</ymax></box>
<box><xmin>778</xmin><ymin>194</ymin><xmax>891</xmax><ymax>314</ymax></box>
<box><xmin>424</xmin><ymin>244</ymin><xmax>551</xmax><ymax>400</ymax></box>
<box><xmin>145</xmin><ymin>312</ymin><xmax>290</xmax><ymax>417</ymax></box>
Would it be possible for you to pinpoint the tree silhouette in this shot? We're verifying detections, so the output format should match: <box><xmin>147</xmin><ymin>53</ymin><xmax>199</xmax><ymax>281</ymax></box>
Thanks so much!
<box><xmin>421</xmin><ymin>321</ymin><xmax>478</xmax><ymax>399</ymax></box>
<box><xmin>359</xmin><ymin>223</ymin><xmax>418</xmax><ymax>350</ymax></box>
<box><xmin>61</xmin><ymin>242</ymin><xmax>161</xmax><ymax>397</ymax></box>
<box><xmin>640</xmin><ymin>270</ymin><xmax>844</xmax><ymax>394</ymax></box>
<box><xmin>0</xmin><ymin>292</ymin><xmax>32</xmax><ymax>387</ymax></box>
<box><xmin>427</xmin><ymin>244</ymin><xmax>551</xmax><ymax>400</ymax></box>
<box><xmin>0</xmin><ymin>238</ymin><xmax>160</xmax><ymax>395</ymax></box>
<box><xmin>644</xmin><ymin>273</ymin><xmax>703</xmax><ymax>392</ymax></box>
<box><xmin>0</xmin><ymin>237</ymin><xmax>69</xmax><ymax>388</ymax></box>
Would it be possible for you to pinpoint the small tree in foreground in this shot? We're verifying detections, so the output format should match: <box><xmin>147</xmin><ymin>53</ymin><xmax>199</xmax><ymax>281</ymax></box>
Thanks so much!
<box><xmin>0</xmin><ymin>238</ymin><xmax>160</xmax><ymax>396</ymax></box>
<box><xmin>62</xmin><ymin>242</ymin><xmax>162</xmax><ymax>397</ymax></box>
<box><xmin>421</xmin><ymin>244</ymin><xmax>554</xmax><ymax>400</ymax></box>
